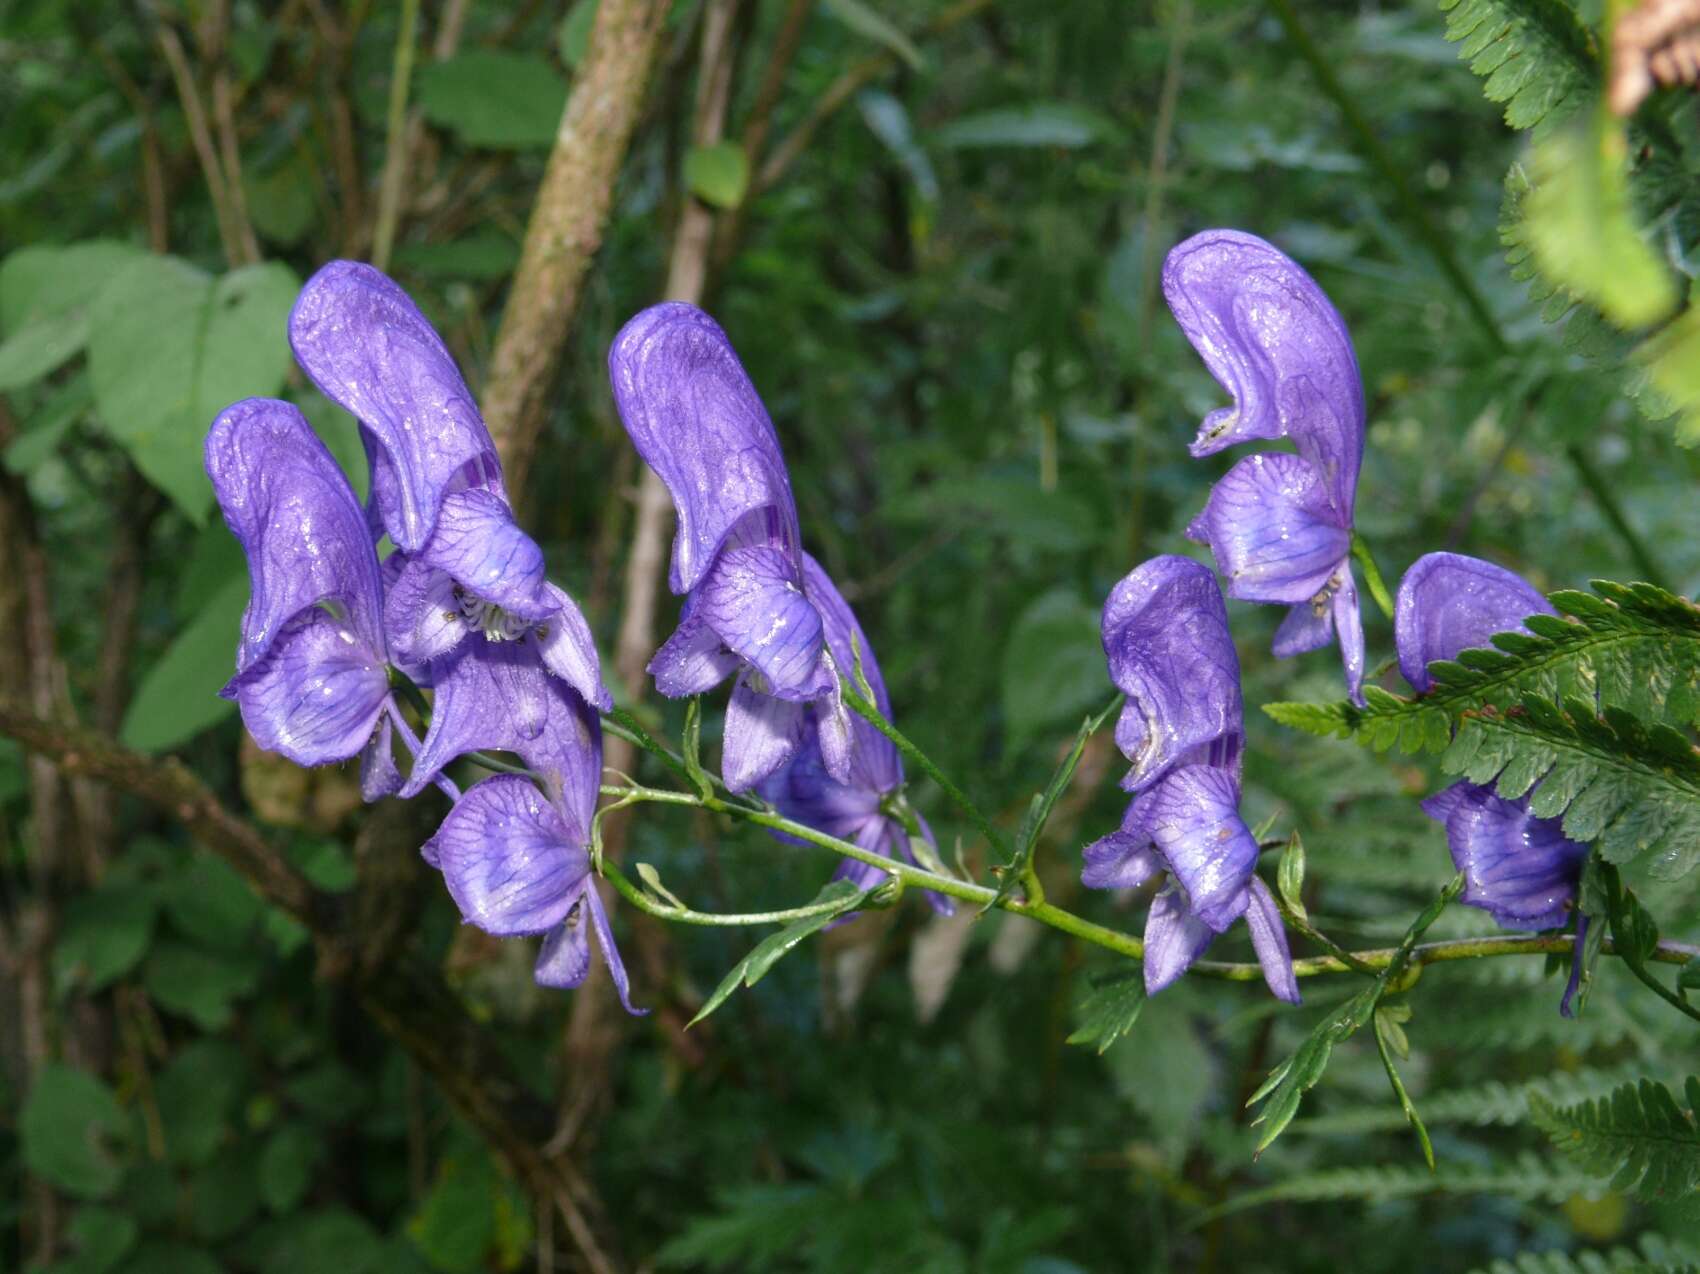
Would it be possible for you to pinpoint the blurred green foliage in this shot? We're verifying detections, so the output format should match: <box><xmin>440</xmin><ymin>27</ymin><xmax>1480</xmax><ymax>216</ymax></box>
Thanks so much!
<box><xmin>6</xmin><ymin>0</ymin><xmax>1700</xmax><ymax>1270</ymax></box>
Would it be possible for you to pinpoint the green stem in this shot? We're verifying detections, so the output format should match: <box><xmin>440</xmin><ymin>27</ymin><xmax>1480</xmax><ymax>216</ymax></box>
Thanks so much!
<box><xmin>370</xmin><ymin>0</ymin><xmax>420</xmax><ymax>271</ymax></box>
<box><xmin>1349</xmin><ymin>534</ymin><xmax>1395</xmax><ymax>621</ymax></box>
<box><xmin>840</xmin><ymin>685</ymin><xmax>1010</xmax><ymax>858</ymax></box>
<box><xmin>598</xmin><ymin>782</ymin><xmax>1700</xmax><ymax>979</ymax></box>
<box><xmin>1601</xmin><ymin>863</ymin><xmax>1700</xmax><ymax>1025</ymax></box>
<box><xmin>1563</xmin><ymin>443</ymin><xmax>1671</xmax><ymax>589</ymax></box>
<box><xmin>602</xmin><ymin>859</ymin><xmax>878</xmax><ymax>927</ymax></box>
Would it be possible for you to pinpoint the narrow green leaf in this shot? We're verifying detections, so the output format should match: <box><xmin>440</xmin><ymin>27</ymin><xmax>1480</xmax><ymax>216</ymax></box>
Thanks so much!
<box><xmin>688</xmin><ymin>881</ymin><xmax>866</xmax><ymax>1026</ymax></box>
<box><xmin>822</xmin><ymin>0</ymin><xmax>923</xmax><ymax>70</ymax></box>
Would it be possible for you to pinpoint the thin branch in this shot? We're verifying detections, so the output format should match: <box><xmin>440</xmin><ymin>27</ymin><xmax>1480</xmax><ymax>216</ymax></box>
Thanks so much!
<box><xmin>211</xmin><ymin>66</ymin><xmax>261</xmax><ymax>263</ymax></box>
<box><xmin>481</xmin><ymin>0</ymin><xmax>673</xmax><ymax>503</ymax></box>
<box><xmin>755</xmin><ymin>0</ymin><xmax>991</xmax><ymax>195</ymax></box>
<box><xmin>0</xmin><ymin>696</ymin><xmax>621</xmax><ymax>1271</ymax></box>
<box><xmin>156</xmin><ymin>22</ymin><xmax>242</xmax><ymax>267</ymax></box>
<box><xmin>371</xmin><ymin>0</ymin><xmax>422</xmax><ymax>271</ymax></box>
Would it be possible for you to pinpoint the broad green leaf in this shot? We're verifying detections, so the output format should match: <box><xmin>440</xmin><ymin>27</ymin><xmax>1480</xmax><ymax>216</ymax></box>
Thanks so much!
<box><xmin>823</xmin><ymin>0</ymin><xmax>922</xmax><ymax>70</ymax></box>
<box><xmin>262</xmin><ymin>1209</ymin><xmax>385</xmax><ymax>1274</ymax></box>
<box><xmin>391</xmin><ymin>232</ymin><xmax>520</xmax><ymax>282</ymax></box>
<box><xmin>684</xmin><ymin>142</ymin><xmax>750</xmax><ymax>210</ymax></box>
<box><xmin>934</xmin><ymin>103</ymin><xmax>1115</xmax><ymax>149</ymax></box>
<box><xmin>1000</xmin><ymin>589</ymin><xmax>1104</xmax><ymax>748</ymax></box>
<box><xmin>154</xmin><ymin>1039</ymin><xmax>250</xmax><ymax>1167</ymax></box>
<box><xmin>190</xmin><ymin>1146</ymin><xmax>261</xmax><ymax>1241</ymax></box>
<box><xmin>54</xmin><ymin>885</ymin><xmax>158</xmax><ymax>993</ymax></box>
<box><xmin>558</xmin><ymin>0</ymin><xmax>599</xmax><ymax>68</ymax></box>
<box><xmin>144</xmin><ymin>937</ymin><xmax>264</xmax><ymax>1031</ymax></box>
<box><xmin>55</xmin><ymin>1205</ymin><xmax>140</xmax><ymax>1274</ymax></box>
<box><xmin>1525</xmin><ymin>114</ymin><xmax>1675</xmax><ymax>329</ymax></box>
<box><xmin>87</xmin><ymin>256</ymin><xmax>300</xmax><ymax>520</ymax></box>
<box><xmin>407</xmin><ymin>1151</ymin><xmax>498</xmax><ymax>1272</ymax></box>
<box><xmin>4</xmin><ymin>375</ymin><xmax>90</xmax><ymax>475</ymax></box>
<box><xmin>21</xmin><ymin>1064</ymin><xmax>129</xmax><ymax>1198</ymax></box>
<box><xmin>417</xmin><ymin>52</ymin><xmax>567</xmax><ymax>149</ymax></box>
<box><xmin>244</xmin><ymin>151</ymin><xmax>319</xmax><ymax>246</ymax></box>
<box><xmin>120</xmin><ymin>571</ymin><xmax>247</xmax><ymax>752</ymax></box>
<box><xmin>0</xmin><ymin>307</ymin><xmax>87</xmax><ymax>390</ymax></box>
<box><xmin>0</xmin><ymin>239</ymin><xmax>145</xmax><ymax>335</ymax></box>
<box><xmin>259</xmin><ymin>1124</ymin><xmax>322</xmax><ymax>1214</ymax></box>
<box><xmin>163</xmin><ymin>852</ymin><xmax>263</xmax><ymax>949</ymax></box>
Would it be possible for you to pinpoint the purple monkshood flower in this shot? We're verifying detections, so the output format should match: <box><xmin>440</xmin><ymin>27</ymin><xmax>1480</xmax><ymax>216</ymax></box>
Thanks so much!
<box><xmin>206</xmin><ymin>398</ymin><xmax>421</xmax><ymax>798</ymax></box>
<box><xmin>1398</xmin><ymin>552</ymin><xmax>1589</xmax><ymax>1014</ymax></box>
<box><xmin>288</xmin><ymin>261</ymin><xmax>610</xmax><ymax>798</ymax></box>
<box><xmin>608</xmin><ymin>302</ymin><xmax>852</xmax><ymax>794</ymax></box>
<box><xmin>1164</xmin><ymin>229</ymin><xmax>1367</xmax><ymax>704</ymax></box>
<box><xmin>758</xmin><ymin>554</ymin><xmax>954</xmax><ymax>915</ymax></box>
<box><xmin>1080</xmin><ymin>555</ymin><xmax>1298</xmax><ymax>1003</ymax></box>
<box><xmin>421</xmin><ymin>759</ymin><xmax>644</xmax><ymax>1014</ymax></box>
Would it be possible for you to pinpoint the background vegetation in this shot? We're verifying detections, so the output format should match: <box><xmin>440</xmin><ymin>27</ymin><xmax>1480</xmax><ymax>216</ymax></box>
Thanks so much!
<box><xmin>3</xmin><ymin>0</ymin><xmax>1700</xmax><ymax>1270</ymax></box>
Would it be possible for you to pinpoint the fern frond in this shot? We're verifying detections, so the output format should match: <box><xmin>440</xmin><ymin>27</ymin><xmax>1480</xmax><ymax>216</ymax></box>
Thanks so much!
<box><xmin>1291</xmin><ymin>1066</ymin><xmax>1649</xmax><ymax>1136</ymax></box>
<box><xmin>1463</xmin><ymin>1235</ymin><xmax>1699</xmax><ymax>1274</ymax></box>
<box><xmin>1531</xmin><ymin>1076</ymin><xmax>1700</xmax><ymax>1212</ymax></box>
<box><xmin>1446</xmin><ymin>696</ymin><xmax>1700</xmax><ymax>879</ymax></box>
<box><xmin>1209</xmin><ymin>1150</ymin><xmax>1596</xmax><ymax>1216</ymax></box>
<box><xmin>1439</xmin><ymin>0</ymin><xmax>1597</xmax><ymax>129</ymax></box>
<box><xmin>1263</xmin><ymin>581</ymin><xmax>1700</xmax><ymax>752</ymax></box>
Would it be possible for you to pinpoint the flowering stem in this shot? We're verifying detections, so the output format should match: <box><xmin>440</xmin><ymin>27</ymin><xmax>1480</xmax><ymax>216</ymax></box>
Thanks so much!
<box><xmin>601</xmin><ymin>858</ymin><xmax>891</xmax><ymax>927</ymax></box>
<box><xmin>1349</xmin><ymin>533</ymin><xmax>1395</xmax><ymax>621</ymax></box>
<box><xmin>840</xmin><ymin>684</ymin><xmax>1011</xmax><ymax>859</ymax></box>
<box><xmin>593</xmin><ymin>780</ymin><xmax>1700</xmax><ymax>979</ymax></box>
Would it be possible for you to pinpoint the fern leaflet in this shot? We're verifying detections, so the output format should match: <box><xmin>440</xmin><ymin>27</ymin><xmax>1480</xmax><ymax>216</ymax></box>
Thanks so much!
<box><xmin>1463</xmin><ymin>1235</ymin><xmax>1698</xmax><ymax>1274</ymax></box>
<box><xmin>1445</xmin><ymin>695</ymin><xmax>1700</xmax><ymax>880</ymax></box>
<box><xmin>1438</xmin><ymin>0</ymin><xmax>1597</xmax><ymax>130</ymax></box>
<box><xmin>1531</xmin><ymin>1076</ymin><xmax>1700</xmax><ymax>1214</ymax></box>
<box><xmin>1208</xmin><ymin>1150</ymin><xmax>1596</xmax><ymax>1216</ymax></box>
<box><xmin>1290</xmin><ymin>1065</ymin><xmax>1651</xmax><ymax>1136</ymax></box>
<box><xmin>1263</xmin><ymin>581</ymin><xmax>1700</xmax><ymax>752</ymax></box>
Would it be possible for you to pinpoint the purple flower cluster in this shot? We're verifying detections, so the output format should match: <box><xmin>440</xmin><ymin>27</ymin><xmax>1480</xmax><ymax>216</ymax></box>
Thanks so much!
<box><xmin>1395</xmin><ymin>552</ymin><xmax>1589</xmax><ymax>1013</ymax></box>
<box><xmin>208</xmin><ymin>263</ymin><xmax>636</xmax><ymax>1011</ymax></box>
<box><xmin>1164</xmin><ymin>230</ymin><xmax>1367</xmax><ymax>705</ymax></box>
<box><xmin>1081</xmin><ymin>556</ymin><xmax>1298</xmax><ymax>1002</ymax></box>
<box><xmin>609</xmin><ymin>303</ymin><xmax>950</xmax><ymax>906</ymax></box>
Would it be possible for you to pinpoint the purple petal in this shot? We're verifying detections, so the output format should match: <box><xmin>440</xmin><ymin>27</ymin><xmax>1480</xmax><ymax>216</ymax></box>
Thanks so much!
<box><xmin>533</xmin><ymin>910</ymin><xmax>590</xmax><ymax>988</ymax></box>
<box><xmin>423</xmin><ymin>775</ymin><xmax>587</xmax><ymax>935</ymax></box>
<box><xmin>649</xmin><ymin>613</ymin><xmax>740</xmax><ymax>697</ymax></box>
<box><xmin>289</xmin><ymin>261</ymin><xmax>502</xmax><ymax>552</ymax></box>
<box><xmin>1243</xmin><ymin>877</ymin><xmax>1301</xmax><ymax>1004</ymax></box>
<box><xmin>1334</xmin><ymin>566</ymin><xmax>1365</xmax><ymax>707</ymax></box>
<box><xmin>231</xmin><ymin>608</ymin><xmax>390</xmax><ymax>766</ymax></box>
<box><xmin>1395</xmin><ymin>552</ymin><xmax>1554</xmax><ymax>693</ymax></box>
<box><xmin>721</xmin><ymin>675</ymin><xmax>806</xmax><ymax>793</ymax></box>
<box><xmin>418</xmin><ymin>490</ymin><xmax>553</xmax><ymax>621</ymax></box>
<box><xmin>800</xmin><ymin>552</ymin><xmax>902</xmax><ymax>792</ymax></box>
<box><xmin>1143</xmin><ymin>883</ymin><xmax>1216</xmax><ymax>995</ymax></box>
<box><xmin>608</xmin><ymin>303</ymin><xmax>803</xmax><ymax>594</ymax></box>
<box><xmin>403</xmin><ymin>640</ymin><xmax>601</xmax><ymax>827</ymax></box>
<box><xmin>529</xmin><ymin>583</ymin><xmax>611</xmax><ymax>712</ymax></box>
<box><xmin>360</xmin><ymin>709</ymin><xmax>404</xmax><ymax>800</ymax></box>
<box><xmin>1421</xmin><ymin>781</ymin><xmax>1588</xmax><ymax>930</ymax></box>
<box><xmin>757</xmin><ymin>735</ymin><xmax>882</xmax><ymax>842</ymax></box>
<box><xmin>694</xmin><ymin>544</ymin><xmax>825</xmax><ymax>697</ymax></box>
<box><xmin>1100</xmin><ymin>555</ymin><xmax>1243</xmax><ymax>792</ymax></box>
<box><xmin>1162</xmin><ymin>229</ymin><xmax>1363</xmax><ymax>510</ymax></box>
<box><xmin>534</xmin><ymin>887</ymin><xmax>646</xmax><ymax>1015</ymax></box>
<box><xmin>1081</xmin><ymin>827</ymin><xmax>1164</xmax><ymax>891</ymax></box>
<box><xmin>206</xmin><ymin>398</ymin><xmax>386</xmax><ymax>674</ymax></box>
<box><xmin>1190</xmin><ymin>452</ymin><xmax>1350</xmax><ymax>605</ymax></box>
<box><xmin>384</xmin><ymin>559</ymin><xmax>472</xmax><ymax>668</ymax></box>
<box><xmin>1142</xmin><ymin>765</ymin><xmax>1257</xmax><ymax>932</ymax></box>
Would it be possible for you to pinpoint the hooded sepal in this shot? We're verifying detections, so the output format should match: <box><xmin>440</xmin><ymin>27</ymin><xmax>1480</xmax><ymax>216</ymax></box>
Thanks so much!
<box><xmin>1394</xmin><ymin>552</ymin><xmax>1554</xmax><ymax>693</ymax></box>
<box><xmin>608</xmin><ymin>303</ymin><xmax>803</xmax><ymax>595</ymax></box>
<box><xmin>1420</xmin><ymin>781</ymin><xmax>1587</xmax><ymax>931</ymax></box>
<box><xmin>288</xmin><ymin>260</ymin><xmax>503</xmax><ymax>552</ymax></box>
